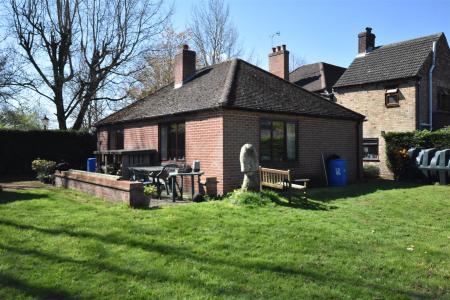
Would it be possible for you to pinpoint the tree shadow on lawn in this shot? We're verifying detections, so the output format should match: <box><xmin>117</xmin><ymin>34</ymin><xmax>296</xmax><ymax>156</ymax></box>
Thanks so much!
<box><xmin>0</xmin><ymin>272</ymin><xmax>79</xmax><ymax>300</ymax></box>
<box><xmin>0</xmin><ymin>218</ymin><xmax>440</xmax><ymax>299</ymax></box>
<box><xmin>307</xmin><ymin>179</ymin><xmax>422</xmax><ymax>203</ymax></box>
<box><xmin>0</xmin><ymin>190</ymin><xmax>47</xmax><ymax>205</ymax></box>
<box><xmin>272</xmin><ymin>194</ymin><xmax>333</xmax><ymax>211</ymax></box>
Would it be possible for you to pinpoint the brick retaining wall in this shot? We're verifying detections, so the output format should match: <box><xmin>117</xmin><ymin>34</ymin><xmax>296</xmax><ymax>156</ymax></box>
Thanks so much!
<box><xmin>55</xmin><ymin>170</ymin><xmax>145</xmax><ymax>207</ymax></box>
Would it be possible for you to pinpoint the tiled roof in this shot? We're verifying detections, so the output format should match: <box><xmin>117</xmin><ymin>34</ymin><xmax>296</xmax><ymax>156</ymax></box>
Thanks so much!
<box><xmin>290</xmin><ymin>62</ymin><xmax>346</xmax><ymax>93</ymax></box>
<box><xmin>334</xmin><ymin>33</ymin><xmax>444</xmax><ymax>88</ymax></box>
<box><xmin>96</xmin><ymin>59</ymin><xmax>364</xmax><ymax>126</ymax></box>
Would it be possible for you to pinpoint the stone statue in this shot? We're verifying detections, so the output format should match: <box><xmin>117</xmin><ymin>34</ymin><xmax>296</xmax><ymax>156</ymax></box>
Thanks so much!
<box><xmin>240</xmin><ymin>143</ymin><xmax>259</xmax><ymax>191</ymax></box>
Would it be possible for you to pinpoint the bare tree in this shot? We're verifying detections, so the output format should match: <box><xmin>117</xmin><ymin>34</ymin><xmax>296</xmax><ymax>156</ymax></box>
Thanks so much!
<box><xmin>0</xmin><ymin>48</ymin><xmax>21</xmax><ymax>103</ymax></box>
<box><xmin>289</xmin><ymin>53</ymin><xmax>306</xmax><ymax>72</ymax></box>
<box><xmin>9</xmin><ymin>0</ymin><xmax>170</xmax><ymax>130</ymax></box>
<box><xmin>189</xmin><ymin>0</ymin><xmax>241</xmax><ymax>67</ymax></box>
<box><xmin>133</xmin><ymin>25</ymin><xmax>189</xmax><ymax>97</ymax></box>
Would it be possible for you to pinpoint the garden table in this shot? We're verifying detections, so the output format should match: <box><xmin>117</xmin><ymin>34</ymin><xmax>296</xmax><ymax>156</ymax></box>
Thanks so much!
<box><xmin>169</xmin><ymin>171</ymin><xmax>204</xmax><ymax>202</ymax></box>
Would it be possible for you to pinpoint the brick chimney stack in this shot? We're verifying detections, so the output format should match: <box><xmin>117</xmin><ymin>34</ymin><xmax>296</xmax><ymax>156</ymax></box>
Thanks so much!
<box><xmin>358</xmin><ymin>27</ymin><xmax>376</xmax><ymax>54</ymax></box>
<box><xmin>269</xmin><ymin>44</ymin><xmax>289</xmax><ymax>80</ymax></box>
<box><xmin>174</xmin><ymin>44</ymin><xmax>196</xmax><ymax>88</ymax></box>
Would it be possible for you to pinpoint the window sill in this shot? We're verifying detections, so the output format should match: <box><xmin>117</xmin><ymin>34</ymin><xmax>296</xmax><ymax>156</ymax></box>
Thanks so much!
<box><xmin>385</xmin><ymin>104</ymin><xmax>400</xmax><ymax>108</ymax></box>
<box><xmin>363</xmin><ymin>158</ymin><xmax>380</xmax><ymax>162</ymax></box>
<box><xmin>161</xmin><ymin>159</ymin><xmax>186</xmax><ymax>163</ymax></box>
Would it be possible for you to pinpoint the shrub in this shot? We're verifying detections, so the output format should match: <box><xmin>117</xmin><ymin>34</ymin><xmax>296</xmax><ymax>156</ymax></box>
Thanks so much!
<box><xmin>384</xmin><ymin>129</ymin><xmax>450</xmax><ymax>180</ymax></box>
<box><xmin>363</xmin><ymin>165</ymin><xmax>380</xmax><ymax>179</ymax></box>
<box><xmin>226</xmin><ymin>189</ymin><xmax>280</xmax><ymax>207</ymax></box>
<box><xmin>31</xmin><ymin>159</ymin><xmax>57</xmax><ymax>183</ymax></box>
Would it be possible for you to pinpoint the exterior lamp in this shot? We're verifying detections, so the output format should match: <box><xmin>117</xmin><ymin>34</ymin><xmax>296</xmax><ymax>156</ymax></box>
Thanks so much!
<box><xmin>41</xmin><ymin>115</ymin><xmax>49</xmax><ymax>130</ymax></box>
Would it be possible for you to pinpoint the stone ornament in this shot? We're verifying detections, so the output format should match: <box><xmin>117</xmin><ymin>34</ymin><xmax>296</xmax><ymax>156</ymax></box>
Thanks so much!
<box><xmin>240</xmin><ymin>143</ymin><xmax>260</xmax><ymax>191</ymax></box>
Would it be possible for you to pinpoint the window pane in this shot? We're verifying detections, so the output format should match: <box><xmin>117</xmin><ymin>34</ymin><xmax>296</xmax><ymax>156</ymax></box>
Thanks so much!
<box><xmin>169</xmin><ymin>123</ymin><xmax>177</xmax><ymax>160</ymax></box>
<box><xmin>438</xmin><ymin>93</ymin><xmax>450</xmax><ymax>112</ymax></box>
<box><xmin>386</xmin><ymin>93</ymin><xmax>399</xmax><ymax>105</ymax></box>
<box><xmin>116</xmin><ymin>129</ymin><xmax>124</xmax><ymax>149</ymax></box>
<box><xmin>260</xmin><ymin>120</ymin><xmax>271</xmax><ymax>161</ymax></box>
<box><xmin>177</xmin><ymin>123</ymin><xmax>185</xmax><ymax>160</ymax></box>
<box><xmin>286</xmin><ymin>122</ymin><xmax>296</xmax><ymax>160</ymax></box>
<box><xmin>272</xmin><ymin>121</ymin><xmax>285</xmax><ymax>161</ymax></box>
<box><xmin>363</xmin><ymin>139</ymin><xmax>379</xmax><ymax>159</ymax></box>
<box><xmin>160</xmin><ymin>125</ymin><xmax>168</xmax><ymax>160</ymax></box>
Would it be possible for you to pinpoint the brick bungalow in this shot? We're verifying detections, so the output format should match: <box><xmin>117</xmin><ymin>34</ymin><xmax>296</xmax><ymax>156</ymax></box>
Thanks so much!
<box><xmin>95</xmin><ymin>45</ymin><xmax>364</xmax><ymax>195</ymax></box>
<box><xmin>334</xmin><ymin>28</ymin><xmax>450</xmax><ymax>175</ymax></box>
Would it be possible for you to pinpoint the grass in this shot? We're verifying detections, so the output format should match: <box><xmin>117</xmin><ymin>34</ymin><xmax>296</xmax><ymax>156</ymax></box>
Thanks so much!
<box><xmin>0</xmin><ymin>180</ymin><xmax>449</xmax><ymax>299</ymax></box>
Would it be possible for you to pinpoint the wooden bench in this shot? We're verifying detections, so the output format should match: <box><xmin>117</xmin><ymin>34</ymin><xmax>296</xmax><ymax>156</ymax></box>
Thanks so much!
<box><xmin>259</xmin><ymin>167</ymin><xmax>309</xmax><ymax>199</ymax></box>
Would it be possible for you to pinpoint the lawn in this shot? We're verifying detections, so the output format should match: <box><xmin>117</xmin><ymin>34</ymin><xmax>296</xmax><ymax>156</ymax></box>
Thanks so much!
<box><xmin>0</xmin><ymin>181</ymin><xmax>449</xmax><ymax>299</ymax></box>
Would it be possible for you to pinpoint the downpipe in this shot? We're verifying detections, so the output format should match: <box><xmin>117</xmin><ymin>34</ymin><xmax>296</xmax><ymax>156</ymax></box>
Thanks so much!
<box><xmin>422</xmin><ymin>41</ymin><xmax>437</xmax><ymax>130</ymax></box>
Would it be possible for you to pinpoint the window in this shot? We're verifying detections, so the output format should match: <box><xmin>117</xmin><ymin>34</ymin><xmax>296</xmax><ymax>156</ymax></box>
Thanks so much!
<box><xmin>160</xmin><ymin>122</ymin><xmax>185</xmax><ymax>161</ymax></box>
<box><xmin>363</xmin><ymin>138</ymin><xmax>379</xmax><ymax>160</ymax></box>
<box><xmin>108</xmin><ymin>127</ymin><xmax>124</xmax><ymax>150</ymax></box>
<box><xmin>385</xmin><ymin>87</ymin><xmax>399</xmax><ymax>107</ymax></box>
<box><xmin>437</xmin><ymin>89</ymin><xmax>450</xmax><ymax>112</ymax></box>
<box><xmin>260</xmin><ymin>120</ymin><xmax>297</xmax><ymax>162</ymax></box>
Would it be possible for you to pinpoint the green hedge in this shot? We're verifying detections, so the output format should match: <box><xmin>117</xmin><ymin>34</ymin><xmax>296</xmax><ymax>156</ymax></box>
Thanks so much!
<box><xmin>0</xmin><ymin>129</ymin><xmax>96</xmax><ymax>175</ymax></box>
<box><xmin>383</xmin><ymin>128</ymin><xmax>450</xmax><ymax>180</ymax></box>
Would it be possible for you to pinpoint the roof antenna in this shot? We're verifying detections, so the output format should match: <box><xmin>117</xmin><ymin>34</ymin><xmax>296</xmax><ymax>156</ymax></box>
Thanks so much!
<box><xmin>270</xmin><ymin>31</ymin><xmax>280</xmax><ymax>47</ymax></box>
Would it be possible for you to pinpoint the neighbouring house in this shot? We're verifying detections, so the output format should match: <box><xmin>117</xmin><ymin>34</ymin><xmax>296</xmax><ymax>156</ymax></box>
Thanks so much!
<box><xmin>289</xmin><ymin>62</ymin><xmax>346</xmax><ymax>100</ymax></box>
<box><xmin>334</xmin><ymin>28</ymin><xmax>450</xmax><ymax>176</ymax></box>
<box><xmin>95</xmin><ymin>44</ymin><xmax>364</xmax><ymax>195</ymax></box>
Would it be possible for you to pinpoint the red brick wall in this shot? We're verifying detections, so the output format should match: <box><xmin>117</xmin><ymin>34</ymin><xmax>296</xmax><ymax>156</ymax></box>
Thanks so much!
<box><xmin>222</xmin><ymin>110</ymin><xmax>362</xmax><ymax>193</ymax></box>
<box><xmin>109</xmin><ymin>112</ymin><xmax>225</xmax><ymax>196</ymax></box>
<box><xmin>124</xmin><ymin>122</ymin><xmax>158</xmax><ymax>150</ymax></box>
<box><xmin>185</xmin><ymin>111</ymin><xmax>224</xmax><ymax>195</ymax></box>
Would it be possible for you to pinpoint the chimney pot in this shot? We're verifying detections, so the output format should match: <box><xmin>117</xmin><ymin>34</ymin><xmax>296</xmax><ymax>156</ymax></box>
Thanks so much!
<box><xmin>269</xmin><ymin>45</ymin><xmax>289</xmax><ymax>81</ymax></box>
<box><xmin>174</xmin><ymin>45</ymin><xmax>196</xmax><ymax>88</ymax></box>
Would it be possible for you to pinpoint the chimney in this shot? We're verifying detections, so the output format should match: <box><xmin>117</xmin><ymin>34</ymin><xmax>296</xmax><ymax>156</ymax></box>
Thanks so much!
<box><xmin>174</xmin><ymin>44</ymin><xmax>196</xmax><ymax>88</ymax></box>
<box><xmin>269</xmin><ymin>44</ymin><xmax>289</xmax><ymax>80</ymax></box>
<box><xmin>358</xmin><ymin>27</ymin><xmax>376</xmax><ymax>54</ymax></box>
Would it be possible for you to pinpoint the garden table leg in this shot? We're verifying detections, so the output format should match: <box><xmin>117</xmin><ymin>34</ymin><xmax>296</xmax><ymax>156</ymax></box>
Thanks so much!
<box><xmin>191</xmin><ymin>174</ymin><xmax>195</xmax><ymax>199</ymax></box>
<box><xmin>172</xmin><ymin>176</ymin><xmax>176</xmax><ymax>202</ymax></box>
<box><xmin>180</xmin><ymin>175</ymin><xmax>184</xmax><ymax>200</ymax></box>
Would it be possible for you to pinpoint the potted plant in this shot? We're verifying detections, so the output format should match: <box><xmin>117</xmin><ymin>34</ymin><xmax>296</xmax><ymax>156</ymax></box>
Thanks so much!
<box><xmin>140</xmin><ymin>185</ymin><xmax>157</xmax><ymax>208</ymax></box>
<box><xmin>31</xmin><ymin>158</ymin><xmax>57</xmax><ymax>184</ymax></box>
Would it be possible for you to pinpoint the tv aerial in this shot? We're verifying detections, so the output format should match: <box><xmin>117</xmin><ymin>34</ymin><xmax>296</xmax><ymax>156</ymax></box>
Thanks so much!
<box><xmin>270</xmin><ymin>31</ymin><xmax>281</xmax><ymax>47</ymax></box>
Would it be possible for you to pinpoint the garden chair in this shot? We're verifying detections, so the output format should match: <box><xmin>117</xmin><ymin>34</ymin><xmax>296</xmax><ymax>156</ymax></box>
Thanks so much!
<box><xmin>155</xmin><ymin>164</ymin><xmax>180</xmax><ymax>198</ymax></box>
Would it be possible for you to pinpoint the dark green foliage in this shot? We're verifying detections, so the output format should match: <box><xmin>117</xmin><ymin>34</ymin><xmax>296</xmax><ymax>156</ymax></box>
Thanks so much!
<box><xmin>225</xmin><ymin>189</ymin><xmax>279</xmax><ymax>206</ymax></box>
<box><xmin>384</xmin><ymin>128</ymin><xmax>450</xmax><ymax>180</ymax></box>
<box><xmin>31</xmin><ymin>159</ymin><xmax>56</xmax><ymax>182</ymax></box>
<box><xmin>363</xmin><ymin>165</ymin><xmax>380</xmax><ymax>179</ymax></box>
<box><xmin>0</xmin><ymin>129</ymin><xmax>96</xmax><ymax>175</ymax></box>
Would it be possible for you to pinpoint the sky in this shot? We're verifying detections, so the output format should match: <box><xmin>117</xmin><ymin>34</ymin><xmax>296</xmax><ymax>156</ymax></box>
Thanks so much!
<box><xmin>171</xmin><ymin>0</ymin><xmax>450</xmax><ymax>69</ymax></box>
<box><xmin>2</xmin><ymin>0</ymin><xmax>449</xmax><ymax>128</ymax></box>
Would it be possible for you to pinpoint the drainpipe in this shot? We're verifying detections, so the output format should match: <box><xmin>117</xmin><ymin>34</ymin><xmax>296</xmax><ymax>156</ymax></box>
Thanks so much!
<box><xmin>427</xmin><ymin>41</ymin><xmax>437</xmax><ymax>131</ymax></box>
